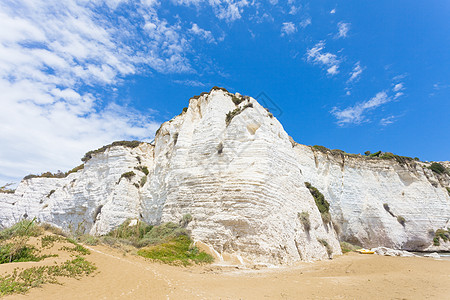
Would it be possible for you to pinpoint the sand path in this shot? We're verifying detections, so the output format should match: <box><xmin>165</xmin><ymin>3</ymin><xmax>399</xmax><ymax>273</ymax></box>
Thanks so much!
<box><xmin>4</xmin><ymin>245</ymin><xmax>450</xmax><ymax>300</ymax></box>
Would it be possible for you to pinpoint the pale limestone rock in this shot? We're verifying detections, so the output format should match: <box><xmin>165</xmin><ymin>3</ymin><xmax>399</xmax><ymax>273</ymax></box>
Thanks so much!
<box><xmin>371</xmin><ymin>247</ymin><xmax>416</xmax><ymax>257</ymax></box>
<box><xmin>424</xmin><ymin>252</ymin><xmax>440</xmax><ymax>259</ymax></box>
<box><xmin>1</xmin><ymin>89</ymin><xmax>449</xmax><ymax>263</ymax></box>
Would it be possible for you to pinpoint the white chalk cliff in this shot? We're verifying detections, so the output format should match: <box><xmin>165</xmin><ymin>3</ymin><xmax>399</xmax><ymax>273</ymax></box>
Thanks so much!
<box><xmin>1</xmin><ymin>88</ymin><xmax>449</xmax><ymax>264</ymax></box>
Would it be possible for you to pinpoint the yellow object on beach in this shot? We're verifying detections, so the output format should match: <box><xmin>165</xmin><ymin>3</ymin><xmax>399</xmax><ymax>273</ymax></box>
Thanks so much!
<box><xmin>356</xmin><ymin>249</ymin><xmax>375</xmax><ymax>254</ymax></box>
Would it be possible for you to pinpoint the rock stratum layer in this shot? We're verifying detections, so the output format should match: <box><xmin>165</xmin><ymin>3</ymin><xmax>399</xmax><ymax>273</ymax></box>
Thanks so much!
<box><xmin>1</xmin><ymin>89</ymin><xmax>449</xmax><ymax>264</ymax></box>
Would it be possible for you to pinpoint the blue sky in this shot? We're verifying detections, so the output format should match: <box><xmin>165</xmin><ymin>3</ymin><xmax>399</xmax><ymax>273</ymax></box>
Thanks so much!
<box><xmin>0</xmin><ymin>0</ymin><xmax>449</xmax><ymax>185</ymax></box>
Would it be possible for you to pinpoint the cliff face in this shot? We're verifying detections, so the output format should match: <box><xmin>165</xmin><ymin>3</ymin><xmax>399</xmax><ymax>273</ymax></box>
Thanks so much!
<box><xmin>1</xmin><ymin>89</ymin><xmax>449</xmax><ymax>263</ymax></box>
<box><xmin>294</xmin><ymin>145</ymin><xmax>450</xmax><ymax>251</ymax></box>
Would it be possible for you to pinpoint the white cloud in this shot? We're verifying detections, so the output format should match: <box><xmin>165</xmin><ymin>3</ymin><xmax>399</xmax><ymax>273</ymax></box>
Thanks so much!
<box><xmin>281</xmin><ymin>22</ymin><xmax>297</xmax><ymax>36</ymax></box>
<box><xmin>327</xmin><ymin>65</ymin><xmax>339</xmax><ymax>75</ymax></box>
<box><xmin>306</xmin><ymin>41</ymin><xmax>340</xmax><ymax>76</ymax></box>
<box><xmin>189</xmin><ymin>23</ymin><xmax>216</xmax><ymax>43</ymax></box>
<box><xmin>0</xmin><ymin>0</ymin><xmax>209</xmax><ymax>184</ymax></box>
<box><xmin>336</xmin><ymin>22</ymin><xmax>350</xmax><ymax>38</ymax></box>
<box><xmin>331</xmin><ymin>91</ymin><xmax>392</xmax><ymax>126</ymax></box>
<box><xmin>393</xmin><ymin>83</ymin><xmax>404</xmax><ymax>92</ymax></box>
<box><xmin>173</xmin><ymin>79</ymin><xmax>206</xmax><ymax>86</ymax></box>
<box><xmin>380</xmin><ymin>116</ymin><xmax>397</xmax><ymax>126</ymax></box>
<box><xmin>330</xmin><ymin>9</ymin><xmax>336</xmax><ymax>14</ymax></box>
<box><xmin>299</xmin><ymin>18</ymin><xmax>311</xmax><ymax>28</ymax></box>
<box><xmin>348</xmin><ymin>62</ymin><xmax>364</xmax><ymax>82</ymax></box>
<box><xmin>174</xmin><ymin>0</ymin><xmax>250</xmax><ymax>22</ymax></box>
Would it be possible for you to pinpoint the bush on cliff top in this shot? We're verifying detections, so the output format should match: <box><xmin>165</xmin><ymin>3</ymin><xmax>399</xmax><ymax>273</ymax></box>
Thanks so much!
<box><xmin>429</xmin><ymin>162</ymin><xmax>447</xmax><ymax>175</ymax></box>
<box><xmin>81</xmin><ymin>140</ymin><xmax>141</xmax><ymax>162</ymax></box>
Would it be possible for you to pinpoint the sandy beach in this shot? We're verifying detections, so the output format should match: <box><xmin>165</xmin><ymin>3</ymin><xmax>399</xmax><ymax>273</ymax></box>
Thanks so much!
<box><xmin>2</xmin><ymin>244</ymin><xmax>450</xmax><ymax>300</ymax></box>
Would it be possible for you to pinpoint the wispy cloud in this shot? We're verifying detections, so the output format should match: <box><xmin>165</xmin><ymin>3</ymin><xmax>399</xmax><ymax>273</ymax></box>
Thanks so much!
<box><xmin>189</xmin><ymin>23</ymin><xmax>216</xmax><ymax>43</ymax></box>
<box><xmin>348</xmin><ymin>62</ymin><xmax>364</xmax><ymax>82</ymax></box>
<box><xmin>299</xmin><ymin>18</ymin><xmax>311</xmax><ymax>28</ymax></box>
<box><xmin>306</xmin><ymin>41</ymin><xmax>340</xmax><ymax>75</ymax></box>
<box><xmin>330</xmin><ymin>9</ymin><xmax>336</xmax><ymax>14</ymax></box>
<box><xmin>331</xmin><ymin>91</ymin><xmax>392</xmax><ymax>126</ymax></box>
<box><xmin>281</xmin><ymin>22</ymin><xmax>297</xmax><ymax>36</ymax></box>
<box><xmin>336</xmin><ymin>22</ymin><xmax>350</xmax><ymax>38</ymax></box>
<box><xmin>174</xmin><ymin>0</ymin><xmax>250</xmax><ymax>22</ymax></box>
<box><xmin>173</xmin><ymin>79</ymin><xmax>206</xmax><ymax>87</ymax></box>
<box><xmin>380</xmin><ymin>115</ymin><xmax>397</xmax><ymax>126</ymax></box>
<box><xmin>393</xmin><ymin>83</ymin><xmax>404</xmax><ymax>92</ymax></box>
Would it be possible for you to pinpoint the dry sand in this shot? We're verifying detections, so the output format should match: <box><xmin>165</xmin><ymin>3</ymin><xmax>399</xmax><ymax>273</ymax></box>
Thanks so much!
<box><xmin>2</xmin><ymin>244</ymin><xmax>450</xmax><ymax>300</ymax></box>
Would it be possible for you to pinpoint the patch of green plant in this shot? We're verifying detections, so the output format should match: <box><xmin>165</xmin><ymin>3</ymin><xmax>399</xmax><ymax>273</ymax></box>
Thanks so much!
<box><xmin>340</xmin><ymin>241</ymin><xmax>361</xmax><ymax>253</ymax></box>
<box><xmin>0</xmin><ymin>183</ymin><xmax>15</xmax><ymax>194</ymax></box>
<box><xmin>138</xmin><ymin>222</ymin><xmax>188</xmax><ymax>247</ymax></box>
<box><xmin>446</xmin><ymin>187</ymin><xmax>450</xmax><ymax>196</ymax></box>
<box><xmin>135</xmin><ymin>165</ymin><xmax>149</xmax><ymax>175</ymax></box>
<box><xmin>318</xmin><ymin>239</ymin><xmax>333</xmax><ymax>258</ymax></box>
<box><xmin>210</xmin><ymin>86</ymin><xmax>228</xmax><ymax>93</ymax></box>
<box><xmin>304</xmin><ymin>182</ymin><xmax>331</xmax><ymax>223</ymax></box>
<box><xmin>232</xmin><ymin>95</ymin><xmax>244</xmax><ymax>105</ymax></box>
<box><xmin>364</xmin><ymin>151</ymin><xmax>371</xmax><ymax>156</ymax></box>
<box><xmin>312</xmin><ymin>145</ymin><xmax>329</xmax><ymax>153</ymax></box>
<box><xmin>0</xmin><ymin>219</ymin><xmax>42</xmax><ymax>241</ymax></box>
<box><xmin>140</xmin><ymin>176</ymin><xmax>147</xmax><ymax>187</ymax></box>
<box><xmin>434</xmin><ymin>228</ymin><xmax>450</xmax><ymax>246</ymax></box>
<box><xmin>137</xmin><ymin>235</ymin><xmax>213</xmax><ymax>266</ymax></box>
<box><xmin>369</xmin><ymin>151</ymin><xmax>382</xmax><ymax>157</ymax></box>
<box><xmin>428</xmin><ymin>162</ymin><xmax>447</xmax><ymax>175</ymax></box>
<box><xmin>397</xmin><ymin>216</ymin><xmax>406</xmax><ymax>226</ymax></box>
<box><xmin>41</xmin><ymin>235</ymin><xmax>65</xmax><ymax>248</ymax></box>
<box><xmin>0</xmin><ymin>244</ymin><xmax>52</xmax><ymax>264</ymax></box>
<box><xmin>107</xmin><ymin>219</ymin><xmax>153</xmax><ymax>246</ymax></box>
<box><xmin>225</xmin><ymin>104</ymin><xmax>253</xmax><ymax>126</ymax></box>
<box><xmin>120</xmin><ymin>171</ymin><xmax>136</xmax><ymax>181</ymax></box>
<box><xmin>182</xmin><ymin>107</ymin><xmax>188</xmax><ymax>113</ymax></box>
<box><xmin>0</xmin><ymin>256</ymin><xmax>96</xmax><ymax>296</ymax></box>
<box><xmin>297</xmin><ymin>212</ymin><xmax>311</xmax><ymax>231</ymax></box>
<box><xmin>81</xmin><ymin>140</ymin><xmax>141</xmax><ymax>162</ymax></box>
<box><xmin>60</xmin><ymin>244</ymin><xmax>90</xmax><ymax>255</ymax></box>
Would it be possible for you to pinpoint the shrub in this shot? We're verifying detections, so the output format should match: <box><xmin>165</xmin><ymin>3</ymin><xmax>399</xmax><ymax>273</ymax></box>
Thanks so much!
<box><xmin>225</xmin><ymin>104</ymin><xmax>253</xmax><ymax>126</ymax></box>
<box><xmin>107</xmin><ymin>219</ymin><xmax>153</xmax><ymax>244</ymax></box>
<box><xmin>340</xmin><ymin>241</ymin><xmax>361</xmax><ymax>253</ymax></box>
<box><xmin>446</xmin><ymin>187</ymin><xmax>450</xmax><ymax>196</ymax></box>
<box><xmin>434</xmin><ymin>228</ymin><xmax>450</xmax><ymax>243</ymax></box>
<box><xmin>318</xmin><ymin>239</ymin><xmax>333</xmax><ymax>258</ymax></box>
<box><xmin>364</xmin><ymin>151</ymin><xmax>371</xmax><ymax>156</ymax></box>
<box><xmin>297</xmin><ymin>212</ymin><xmax>311</xmax><ymax>231</ymax></box>
<box><xmin>135</xmin><ymin>166</ymin><xmax>149</xmax><ymax>175</ymax></box>
<box><xmin>137</xmin><ymin>235</ymin><xmax>213</xmax><ymax>266</ymax></box>
<box><xmin>120</xmin><ymin>171</ymin><xmax>136</xmax><ymax>181</ymax></box>
<box><xmin>65</xmin><ymin>164</ymin><xmax>84</xmax><ymax>176</ymax></box>
<box><xmin>209</xmin><ymin>86</ymin><xmax>228</xmax><ymax>93</ymax></box>
<box><xmin>433</xmin><ymin>237</ymin><xmax>440</xmax><ymax>246</ymax></box>
<box><xmin>397</xmin><ymin>216</ymin><xmax>406</xmax><ymax>226</ymax></box>
<box><xmin>82</xmin><ymin>140</ymin><xmax>141</xmax><ymax>162</ymax></box>
<box><xmin>304</xmin><ymin>182</ymin><xmax>331</xmax><ymax>223</ymax></box>
<box><xmin>429</xmin><ymin>162</ymin><xmax>447</xmax><ymax>175</ymax></box>
<box><xmin>232</xmin><ymin>95</ymin><xmax>244</xmax><ymax>105</ymax></box>
<box><xmin>0</xmin><ymin>219</ymin><xmax>42</xmax><ymax>241</ymax></box>
<box><xmin>369</xmin><ymin>151</ymin><xmax>381</xmax><ymax>157</ymax></box>
<box><xmin>182</xmin><ymin>107</ymin><xmax>188</xmax><ymax>113</ymax></box>
<box><xmin>140</xmin><ymin>176</ymin><xmax>147</xmax><ymax>187</ymax></box>
<box><xmin>312</xmin><ymin>145</ymin><xmax>329</xmax><ymax>153</ymax></box>
<box><xmin>0</xmin><ymin>184</ymin><xmax>15</xmax><ymax>194</ymax></box>
<box><xmin>180</xmin><ymin>214</ymin><xmax>192</xmax><ymax>227</ymax></box>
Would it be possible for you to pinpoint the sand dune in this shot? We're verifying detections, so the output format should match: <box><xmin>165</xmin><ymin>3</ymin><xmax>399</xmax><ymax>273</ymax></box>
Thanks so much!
<box><xmin>3</xmin><ymin>243</ymin><xmax>450</xmax><ymax>300</ymax></box>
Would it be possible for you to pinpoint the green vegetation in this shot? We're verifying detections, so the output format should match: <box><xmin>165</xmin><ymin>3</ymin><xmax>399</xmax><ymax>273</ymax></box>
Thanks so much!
<box><xmin>225</xmin><ymin>103</ymin><xmax>253</xmax><ymax>126</ymax></box>
<box><xmin>209</xmin><ymin>86</ymin><xmax>228</xmax><ymax>93</ymax></box>
<box><xmin>433</xmin><ymin>228</ymin><xmax>450</xmax><ymax>246</ymax></box>
<box><xmin>340</xmin><ymin>241</ymin><xmax>361</xmax><ymax>253</ymax></box>
<box><xmin>364</xmin><ymin>151</ymin><xmax>371</xmax><ymax>156</ymax></box>
<box><xmin>0</xmin><ymin>219</ymin><xmax>43</xmax><ymax>241</ymax></box>
<box><xmin>429</xmin><ymin>162</ymin><xmax>447</xmax><ymax>175</ymax></box>
<box><xmin>23</xmin><ymin>164</ymin><xmax>85</xmax><ymax>181</ymax></box>
<box><xmin>135</xmin><ymin>165</ymin><xmax>149</xmax><ymax>175</ymax></box>
<box><xmin>446</xmin><ymin>187</ymin><xmax>450</xmax><ymax>196</ymax></box>
<box><xmin>182</xmin><ymin>107</ymin><xmax>188</xmax><ymax>113</ymax></box>
<box><xmin>140</xmin><ymin>176</ymin><xmax>147</xmax><ymax>187</ymax></box>
<box><xmin>0</xmin><ymin>256</ymin><xmax>96</xmax><ymax>296</ymax></box>
<box><xmin>0</xmin><ymin>244</ymin><xmax>51</xmax><ymax>264</ymax></box>
<box><xmin>120</xmin><ymin>171</ymin><xmax>136</xmax><ymax>181</ymax></box>
<box><xmin>397</xmin><ymin>216</ymin><xmax>406</xmax><ymax>226</ymax></box>
<box><xmin>232</xmin><ymin>95</ymin><xmax>244</xmax><ymax>105</ymax></box>
<box><xmin>297</xmin><ymin>212</ymin><xmax>311</xmax><ymax>231</ymax></box>
<box><xmin>0</xmin><ymin>183</ymin><xmax>15</xmax><ymax>194</ymax></box>
<box><xmin>137</xmin><ymin>235</ymin><xmax>213</xmax><ymax>266</ymax></box>
<box><xmin>304</xmin><ymin>182</ymin><xmax>331</xmax><ymax>223</ymax></box>
<box><xmin>81</xmin><ymin>140</ymin><xmax>141</xmax><ymax>162</ymax></box>
<box><xmin>312</xmin><ymin>145</ymin><xmax>329</xmax><ymax>153</ymax></box>
<box><xmin>318</xmin><ymin>239</ymin><xmax>333</xmax><ymax>258</ymax></box>
<box><xmin>369</xmin><ymin>151</ymin><xmax>382</xmax><ymax>157</ymax></box>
